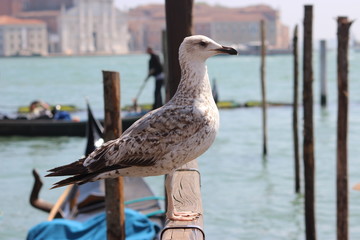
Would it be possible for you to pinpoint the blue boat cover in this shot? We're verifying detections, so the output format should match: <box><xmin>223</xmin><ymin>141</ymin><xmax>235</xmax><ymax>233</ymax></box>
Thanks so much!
<box><xmin>27</xmin><ymin>209</ymin><xmax>160</xmax><ymax>240</ymax></box>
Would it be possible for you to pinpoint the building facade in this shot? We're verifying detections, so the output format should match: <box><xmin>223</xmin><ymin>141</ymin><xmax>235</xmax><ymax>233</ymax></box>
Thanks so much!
<box><xmin>0</xmin><ymin>0</ymin><xmax>129</xmax><ymax>55</ymax></box>
<box><xmin>0</xmin><ymin>2</ymin><xmax>288</xmax><ymax>55</ymax></box>
<box><xmin>59</xmin><ymin>0</ymin><xmax>129</xmax><ymax>55</ymax></box>
<box><xmin>128</xmin><ymin>4</ymin><xmax>165</xmax><ymax>53</ymax></box>
<box><xmin>128</xmin><ymin>3</ymin><xmax>290</xmax><ymax>52</ymax></box>
<box><xmin>0</xmin><ymin>0</ymin><xmax>24</xmax><ymax>16</ymax></box>
<box><xmin>0</xmin><ymin>15</ymin><xmax>48</xmax><ymax>56</ymax></box>
<box><xmin>23</xmin><ymin>0</ymin><xmax>74</xmax><ymax>11</ymax></box>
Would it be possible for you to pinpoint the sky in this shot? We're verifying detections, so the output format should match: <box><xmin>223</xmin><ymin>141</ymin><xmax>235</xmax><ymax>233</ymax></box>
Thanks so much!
<box><xmin>114</xmin><ymin>0</ymin><xmax>360</xmax><ymax>43</ymax></box>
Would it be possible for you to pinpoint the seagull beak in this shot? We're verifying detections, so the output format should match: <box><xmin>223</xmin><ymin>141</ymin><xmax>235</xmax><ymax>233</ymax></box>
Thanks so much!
<box><xmin>214</xmin><ymin>46</ymin><xmax>238</xmax><ymax>55</ymax></box>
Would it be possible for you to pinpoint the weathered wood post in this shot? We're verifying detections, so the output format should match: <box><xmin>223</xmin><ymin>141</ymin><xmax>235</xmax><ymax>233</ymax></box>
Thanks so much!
<box><xmin>260</xmin><ymin>19</ymin><xmax>268</xmax><ymax>157</ymax></box>
<box><xmin>102</xmin><ymin>71</ymin><xmax>125</xmax><ymax>240</ymax></box>
<box><xmin>319</xmin><ymin>40</ymin><xmax>327</xmax><ymax>107</ymax></box>
<box><xmin>165</xmin><ymin>0</ymin><xmax>193</xmax><ymax>101</ymax></box>
<box><xmin>162</xmin><ymin>1</ymin><xmax>204</xmax><ymax>239</ymax></box>
<box><xmin>292</xmin><ymin>25</ymin><xmax>300</xmax><ymax>193</ymax></box>
<box><xmin>303</xmin><ymin>5</ymin><xmax>316</xmax><ymax>240</ymax></box>
<box><xmin>336</xmin><ymin>16</ymin><xmax>352</xmax><ymax>240</ymax></box>
<box><xmin>162</xmin><ymin>29</ymin><xmax>169</xmax><ymax>100</ymax></box>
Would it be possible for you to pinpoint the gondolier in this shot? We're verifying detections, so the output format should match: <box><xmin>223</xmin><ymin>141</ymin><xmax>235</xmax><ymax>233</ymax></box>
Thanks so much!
<box><xmin>146</xmin><ymin>47</ymin><xmax>164</xmax><ymax>109</ymax></box>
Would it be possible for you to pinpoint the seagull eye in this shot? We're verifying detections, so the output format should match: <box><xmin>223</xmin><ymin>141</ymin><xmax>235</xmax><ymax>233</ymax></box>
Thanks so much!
<box><xmin>199</xmin><ymin>41</ymin><xmax>208</xmax><ymax>47</ymax></box>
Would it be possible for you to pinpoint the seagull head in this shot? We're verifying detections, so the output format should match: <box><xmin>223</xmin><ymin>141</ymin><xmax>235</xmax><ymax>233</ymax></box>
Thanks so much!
<box><xmin>179</xmin><ymin>35</ymin><xmax>237</xmax><ymax>63</ymax></box>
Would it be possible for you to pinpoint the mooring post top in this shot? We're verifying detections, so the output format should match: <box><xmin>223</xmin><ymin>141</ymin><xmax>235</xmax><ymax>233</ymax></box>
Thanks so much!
<box><xmin>162</xmin><ymin>160</ymin><xmax>204</xmax><ymax>240</ymax></box>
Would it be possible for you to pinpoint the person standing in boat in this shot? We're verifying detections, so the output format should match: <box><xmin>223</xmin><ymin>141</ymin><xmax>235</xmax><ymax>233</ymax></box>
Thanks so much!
<box><xmin>146</xmin><ymin>47</ymin><xmax>164</xmax><ymax>109</ymax></box>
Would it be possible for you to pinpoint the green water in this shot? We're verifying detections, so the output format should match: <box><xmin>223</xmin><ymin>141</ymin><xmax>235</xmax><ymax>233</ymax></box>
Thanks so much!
<box><xmin>1</xmin><ymin>52</ymin><xmax>360</xmax><ymax>239</ymax></box>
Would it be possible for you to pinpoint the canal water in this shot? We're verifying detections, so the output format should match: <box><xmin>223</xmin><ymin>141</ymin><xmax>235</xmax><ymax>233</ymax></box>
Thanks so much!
<box><xmin>1</xmin><ymin>51</ymin><xmax>360</xmax><ymax>239</ymax></box>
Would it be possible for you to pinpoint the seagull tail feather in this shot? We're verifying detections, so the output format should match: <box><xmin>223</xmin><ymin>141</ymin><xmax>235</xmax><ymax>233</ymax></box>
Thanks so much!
<box><xmin>50</xmin><ymin>172</ymin><xmax>98</xmax><ymax>189</ymax></box>
<box><xmin>46</xmin><ymin>158</ymin><xmax>87</xmax><ymax>177</ymax></box>
<box><xmin>47</xmin><ymin>160</ymin><xmax>130</xmax><ymax>189</ymax></box>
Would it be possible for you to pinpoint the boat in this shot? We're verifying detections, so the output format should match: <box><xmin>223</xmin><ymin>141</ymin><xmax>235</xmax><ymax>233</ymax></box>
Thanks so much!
<box><xmin>121</xmin><ymin>82</ymin><xmax>290</xmax><ymax>111</ymax></box>
<box><xmin>2</xmin><ymin>97</ymin><xmax>293</xmax><ymax>137</ymax></box>
<box><xmin>0</xmin><ymin>110</ymin><xmax>143</xmax><ymax>137</ymax></box>
<box><xmin>235</xmin><ymin>42</ymin><xmax>292</xmax><ymax>56</ymax></box>
<box><xmin>0</xmin><ymin>99</ymin><xmax>147</xmax><ymax>137</ymax></box>
<box><xmin>28</xmin><ymin>102</ymin><xmax>165</xmax><ymax>239</ymax></box>
<box><xmin>122</xmin><ymin>100</ymin><xmax>243</xmax><ymax>111</ymax></box>
<box><xmin>122</xmin><ymin>100</ymin><xmax>292</xmax><ymax>111</ymax></box>
<box><xmin>17</xmin><ymin>104</ymin><xmax>79</xmax><ymax>114</ymax></box>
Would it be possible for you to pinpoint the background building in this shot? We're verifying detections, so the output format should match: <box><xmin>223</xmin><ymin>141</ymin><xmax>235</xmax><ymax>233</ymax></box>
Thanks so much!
<box><xmin>0</xmin><ymin>1</ymin><xmax>289</xmax><ymax>55</ymax></box>
<box><xmin>128</xmin><ymin>3</ymin><xmax>290</xmax><ymax>52</ymax></box>
<box><xmin>59</xmin><ymin>0</ymin><xmax>129</xmax><ymax>55</ymax></box>
<box><xmin>128</xmin><ymin>4</ymin><xmax>165</xmax><ymax>53</ymax></box>
<box><xmin>23</xmin><ymin>0</ymin><xmax>74</xmax><ymax>11</ymax></box>
<box><xmin>0</xmin><ymin>15</ymin><xmax>48</xmax><ymax>56</ymax></box>
<box><xmin>0</xmin><ymin>0</ymin><xmax>24</xmax><ymax>16</ymax></box>
<box><xmin>0</xmin><ymin>0</ymin><xmax>129</xmax><ymax>55</ymax></box>
<box><xmin>15</xmin><ymin>0</ymin><xmax>75</xmax><ymax>52</ymax></box>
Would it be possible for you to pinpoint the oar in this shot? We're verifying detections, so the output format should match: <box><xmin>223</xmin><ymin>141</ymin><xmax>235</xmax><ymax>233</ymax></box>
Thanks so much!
<box><xmin>47</xmin><ymin>184</ymin><xmax>74</xmax><ymax>221</ymax></box>
<box><xmin>133</xmin><ymin>76</ymin><xmax>150</xmax><ymax>110</ymax></box>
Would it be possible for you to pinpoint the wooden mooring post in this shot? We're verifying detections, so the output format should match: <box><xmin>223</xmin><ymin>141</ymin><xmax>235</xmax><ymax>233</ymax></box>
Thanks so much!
<box><xmin>163</xmin><ymin>1</ymin><xmax>204</xmax><ymax>239</ymax></box>
<box><xmin>336</xmin><ymin>16</ymin><xmax>352</xmax><ymax>240</ymax></box>
<box><xmin>161</xmin><ymin>161</ymin><xmax>204</xmax><ymax>240</ymax></box>
<box><xmin>165</xmin><ymin>0</ymin><xmax>193</xmax><ymax>101</ymax></box>
<box><xmin>303</xmin><ymin>5</ymin><xmax>316</xmax><ymax>240</ymax></box>
<box><xmin>319</xmin><ymin>40</ymin><xmax>327</xmax><ymax>107</ymax></box>
<box><xmin>260</xmin><ymin>19</ymin><xmax>268</xmax><ymax>157</ymax></box>
<box><xmin>102</xmin><ymin>71</ymin><xmax>125</xmax><ymax>240</ymax></box>
<box><xmin>292</xmin><ymin>25</ymin><xmax>300</xmax><ymax>194</ymax></box>
<box><xmin>162</xmin><ymin>29</ymin><xmax>169</xmax><ymax>95</ymax></box>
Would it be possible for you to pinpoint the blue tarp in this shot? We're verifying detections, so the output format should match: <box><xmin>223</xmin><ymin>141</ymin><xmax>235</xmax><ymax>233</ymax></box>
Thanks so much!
<box><xmin>27</xmin><ymin>209</ymin><xmax>160</xmax><ymax>240</ymax></box>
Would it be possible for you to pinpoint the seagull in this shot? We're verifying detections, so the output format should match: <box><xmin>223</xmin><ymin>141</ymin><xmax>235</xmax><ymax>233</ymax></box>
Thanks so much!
<box><xmin>47</xmin><ymin>35</ymin><xmax>237</xmax><ymax>221</ymax></box>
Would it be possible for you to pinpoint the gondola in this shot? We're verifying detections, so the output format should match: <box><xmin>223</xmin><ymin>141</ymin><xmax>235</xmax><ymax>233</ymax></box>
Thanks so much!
<box><xmin>17</xmin><ymin>104</ymin><xmax>79</xmax><ymax>114</ymax></box>
<box><xmin>122</xmin><ymin>100</ymin><xmax>292</xmax><ymax>111</ymax></box>
<box><xmin>0</xmin><ymin>114</ymin><xmax>141</xmax><ymax>137</ymax></box>
<box><xmin>28</xmin><ymin>102</ymin><xmax>164</xmax><ymax>239</ymax></box>
<box><xmin>122</xmin><ymin>100</ymin><xmax>243</xmax><ymax>111</ymax></box>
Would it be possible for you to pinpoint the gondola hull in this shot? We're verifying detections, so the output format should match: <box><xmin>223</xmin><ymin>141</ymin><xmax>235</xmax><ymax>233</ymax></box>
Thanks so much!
<box><xmin>0</xmin><ymin>117</ymin><xmax>139</xmax><ymax>137</ymax></box>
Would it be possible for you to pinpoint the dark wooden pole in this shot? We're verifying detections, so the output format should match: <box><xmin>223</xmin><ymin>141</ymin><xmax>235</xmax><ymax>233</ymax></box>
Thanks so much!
<box><xmin>102</xmin><ymin>71</ymin><xmax>125</xmax><ymax>240</ymax></box>
<box><xmin>303</xmin><ymin>5</ymin><xmax>316</xmax><ymax>240</ymax></box>
<box><xmin>319</xmin><ymin>40</ymin><xmax>327</xmax><ymax>107</ymax></box>
<box><xmin>260</xmin><ymin>19</ymin><xmax>267</xmax><ymax>157</ymax></box>
<box><xmin>164</xmin><ymin>0</ymin><xmax>193</xmax><ymax>220</ymax></box>
<box><xmin>165</xmin><ymin>0</ymin><xmax>193</xmax><ymax>101</ymax></box>
<box><xmin>162</xmin><ymin>29</ymin><xmax>169</xmax><ymax>102</ymax></box>
<box><xmin>336</xmin><ymin>16</ymin><xmax>352</xmax><ymax>240</ymax></box>
<box><xmin>292</xmin><ymin>25</ymin><xmax>300</xmax><ymax>193</ymax></box>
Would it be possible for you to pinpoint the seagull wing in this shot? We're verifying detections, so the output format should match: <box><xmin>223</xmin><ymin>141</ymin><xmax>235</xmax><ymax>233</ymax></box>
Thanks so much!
<box><xmin>47</xmin><ymin>104</ymin><xmax>202</xmax><ymax>180</ymax></box>
<box><xmin>85</xmin><ymin>104</ymin><xmax>202</xmax><ymax>172</ymax></box>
